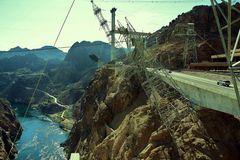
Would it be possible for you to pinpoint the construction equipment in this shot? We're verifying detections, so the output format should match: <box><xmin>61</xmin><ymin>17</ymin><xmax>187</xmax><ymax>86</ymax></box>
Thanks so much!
<box><xmin>91</xmin><ymin>0</ymin><xmax>150</xmax><ymax>60</ymax></box>
<box><xmin>91</xmin><ymin>0</ymin><xmax>111</xmax><ymax>42</ymax></box>
<box><xmin>176</xmin><ymin>23</ymin><xmax>198</xmax><ymax>67</ymax></box>
<box><xmin>210</xmin><ymin>0</ymin><xmax>240</xmax><ymax>110</ymax></box>
<box><xmin>116</xmin><ymin>17</ymin><xmax>150</xmax><ymax>50</ymax></box>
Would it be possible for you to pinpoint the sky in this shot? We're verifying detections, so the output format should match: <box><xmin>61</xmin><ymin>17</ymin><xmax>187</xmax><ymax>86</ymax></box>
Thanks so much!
<box><xmin>0</xmin><ymin>0</ymin><xmax>211</xmax><ymax>52</ymax></box>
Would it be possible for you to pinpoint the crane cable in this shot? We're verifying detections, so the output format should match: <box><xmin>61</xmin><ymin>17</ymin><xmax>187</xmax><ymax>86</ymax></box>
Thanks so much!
<box><xmin>90</xmin><ymin>0</ymin><xmax>209</xmax><ymax>3</ymax></box>
<box><xmin>7</xmin><ymin>0</ymin><xmax>76</xmax><ymax>158</ymax></box>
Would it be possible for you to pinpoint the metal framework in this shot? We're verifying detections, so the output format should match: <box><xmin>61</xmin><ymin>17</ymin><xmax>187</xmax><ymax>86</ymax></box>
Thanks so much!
<box><xmin>91</xmin><ymin>0</ymin><xmax>149</xmax><ymax>60</ymax></box>
<box><xmin>176</xmin><ymin>23</ymin><xmax>198</xmax><ymax>67</ymax></box>
<box><xmin>116</xmin><ymin>17</ymin><xmax>150</xmax><ymax>51</ymax></box>
<box><xmin>117</xmin><ymin>20</ymin><xmax>132</xmax><ymax>49</ymax></box>
<box><xmin>210</xmin><ymin>0</ymin><xmax>240</xmax><ymax>110</ymax></box>
<box><xmin>91</xmin><ymin>0</ymin><xmax>151</xmax><ymax>61</ymax></box>
<box><xmin>131</xmin><ymin>40</ymin><xmax>208</xmax><ymax>158</ymax></box>
<box><xmin>91</xmin><ymin>0</ymin><xmax>111</xmax><ymax>42</ymax></box>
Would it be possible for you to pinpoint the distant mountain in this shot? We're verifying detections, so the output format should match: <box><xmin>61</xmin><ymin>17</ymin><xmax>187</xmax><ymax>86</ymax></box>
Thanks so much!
<box><xmin>64</xmin><ymin>41</ymin><xmax>111</xmax><ymax>70</ymax></box>
<box><xmin>0</xmin><ymin>41</ymin><xmax>126</xmax><ymax>105</ymax></box>
<box><xmin>0</xmin><ymin>54</ymin><xmax>45</xmax><ymax>72</ymax></box>
<box><xmin>0</xmin><ymin>46</ymin><xmax>66</xmax><ymax>61</ymax></box>
<box><xmin>9</xmin><ymin>46</ymin><xmax>30</xmax><ymax>52</ymax></box>
<box><xmin>53</xmin><ymin>41</ymin><xmax>112</xmax><ymax>85</ymax></box>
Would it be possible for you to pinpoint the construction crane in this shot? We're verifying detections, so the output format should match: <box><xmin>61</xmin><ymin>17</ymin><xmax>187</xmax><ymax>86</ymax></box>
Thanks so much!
<box><xmin>91</xmin><ymin>0</ymin><xmax>111</xmax><ymax>42</ymax></box>
<box><xmin>91</xmin><ymin>0</ymin><xmax>117</xmax><ymax>60</ymax></box>
<box><xmin>125</xmin><ymin>17</ymin><xmax>136</xmax><ymax>33</ymax></box>
<box><xmin>91</xmin><ymin>0</ymin><xmax>150</xmax><ymax>60</ymax></box>
<box><xmin>117</xmin><ymin>20</ymin><xmax>132</xmax><ymax>49</ymax></box>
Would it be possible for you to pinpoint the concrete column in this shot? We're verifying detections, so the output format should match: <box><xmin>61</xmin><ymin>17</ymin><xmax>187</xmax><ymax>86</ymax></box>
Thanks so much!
<box><xmin>111</xmin><ymin>8</ymin><xmax>117</xmax><ymax>61</ymax></box>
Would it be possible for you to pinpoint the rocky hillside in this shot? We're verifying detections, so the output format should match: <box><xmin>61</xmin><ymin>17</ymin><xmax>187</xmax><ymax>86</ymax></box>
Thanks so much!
<box><xmin>0</xmin><ymin>98</ymin><xmax>22</xmax><ymax>160</ymax></box>
<box><xmin>148</xmin><ymin>3</ymin><xmax>240</xmax><ymax>69</ymax></box>
<box><xmin>0</xmin><ymin>71</ymin><xmax>50</xmax><ymax>104</ymax></box>
<box><xmin>64</xmin><ymin>66</ymin><xmax>240</xmax><ymax>159</ymax></box>
<box><xmin>0</xmin><ymin>54</ymin><xmax>45</xmax><ymax>72</ymax></box>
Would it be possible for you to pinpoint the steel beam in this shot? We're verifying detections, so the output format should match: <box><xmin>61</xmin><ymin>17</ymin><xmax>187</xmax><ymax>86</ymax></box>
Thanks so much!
<box><xmin>210</xmin><ymin>0</ymin><xmax>240</xmax><ymax>112</ymax></box>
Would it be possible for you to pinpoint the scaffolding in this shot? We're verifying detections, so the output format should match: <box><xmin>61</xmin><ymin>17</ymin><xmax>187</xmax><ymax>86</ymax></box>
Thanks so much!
<box><xmin>176</xmin><ymin>23</ymin><xmax>198</xmax><ymax>67</ymax></box>
<box><xmin>210</xmin><ymin>0</ymin><xmax>240</xmax><ymax>110</ymax></box>
<box><xmin>136</xmin><ymin>54</ymin><xmax>208</xmax><ymax>158</ymax></box>
<box><xmin>91</xmin><ymin>0</ymin><xmax>150</xmax><ymax>61</ymax></box>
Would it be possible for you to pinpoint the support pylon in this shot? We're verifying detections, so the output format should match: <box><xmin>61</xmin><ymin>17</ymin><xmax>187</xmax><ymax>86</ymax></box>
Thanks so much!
<box><xmin>111</xmin><ymin>8</ymin><xmax>117</xmax><ymax>61</ymax></box>
<box><xmin>176</xmin><ymin>23</ymin><xmax>197</xmax><ymax>67</ymax></box>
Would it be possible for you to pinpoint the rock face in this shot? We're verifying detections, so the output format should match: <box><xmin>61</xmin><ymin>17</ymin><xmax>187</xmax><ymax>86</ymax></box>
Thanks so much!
<box><xmin>64</xmin><ymin>66</ymin><xmax>240</xmax><ymax>159</ymax></box>
<box><xmin>148</xmin><ymin>3</ymin><xmax>240</xmax><ymax>69</ymax></box>
<box><xmin>39</xmin><ymin>102</ymin><xmax>65</xmax><ymax>114</ymax></box>
<box><xmin>0</xmin><ymin>98</ymin><xmax>22</xmax><ymax>160</ymax></box>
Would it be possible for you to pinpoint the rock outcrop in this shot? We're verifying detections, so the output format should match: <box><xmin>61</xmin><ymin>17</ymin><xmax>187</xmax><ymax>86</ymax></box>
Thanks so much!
<box><xmin>148</xmin><ymin>3</ymin><xmax>240</xmax><ymax>69</ymax></box>
<box><xmin>64</xmin><ymin>66</ymin><xmax>240</xmax><ymax>159</ymax></box>
<box><xmin>0</xmin><ymin>98</ymin><xmax>22</xmax><ymax>160</ymax></box>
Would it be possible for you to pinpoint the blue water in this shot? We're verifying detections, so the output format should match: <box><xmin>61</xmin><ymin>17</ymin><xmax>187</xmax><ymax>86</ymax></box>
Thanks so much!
<box><xmin>13</xmin><ymin>104</ymin><xmax>68</xmax><ymax>160</ymax></box>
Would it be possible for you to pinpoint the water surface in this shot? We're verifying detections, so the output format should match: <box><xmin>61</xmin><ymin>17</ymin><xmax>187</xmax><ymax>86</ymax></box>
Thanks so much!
<box><xmin>13</xmin><ymin>104</ymin><xmax>68</xmax><ymax>160</ymax></box>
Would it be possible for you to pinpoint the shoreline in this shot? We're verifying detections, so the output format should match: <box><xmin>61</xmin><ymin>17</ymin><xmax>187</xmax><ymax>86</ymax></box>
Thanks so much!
<box><xmin>11</xmin><ymin>102</ymin><xmax>74</xmax><ymax>132</ymax></box>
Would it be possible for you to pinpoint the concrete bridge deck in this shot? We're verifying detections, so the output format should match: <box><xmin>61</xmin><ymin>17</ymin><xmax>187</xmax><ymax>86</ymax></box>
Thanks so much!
<box><xmin>147</xmin><ymin>68</ymin><xmax>240</xmax><ymax>116</ymax></box>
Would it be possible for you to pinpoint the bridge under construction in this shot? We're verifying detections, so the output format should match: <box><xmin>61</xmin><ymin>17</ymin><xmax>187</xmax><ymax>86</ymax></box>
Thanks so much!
<box><xmin>69</xmin><ymin>1</ymin><xmax>240</xmax><ymax>159</ymax></box>
<box><xmin>2</xmin><ymin>0</ymin><xmax>238</xmax><ymax>160</ymax></box>
<box><xmin>90</xmin><ymin>0</ymin><xmax>240</xmax><ymax>116</ymax></box>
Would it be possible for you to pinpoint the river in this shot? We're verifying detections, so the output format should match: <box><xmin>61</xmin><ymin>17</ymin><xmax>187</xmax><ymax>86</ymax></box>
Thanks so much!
<box><xmin>13</xmin><ymin>104</ymin><xmax>68</xmax><ymax>160</ymax></box>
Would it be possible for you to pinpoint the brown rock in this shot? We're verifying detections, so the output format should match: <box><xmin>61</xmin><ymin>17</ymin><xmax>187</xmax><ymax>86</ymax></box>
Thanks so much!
<box><xmin>64</xmin><ymin>63</ymin><xmax>240</xmax><ymax>160</ymax></box>
<box><xmin>0</xmin><ymin>98</ymin><xmax>22</xmax><ymax>160</ymax></box>
<box><xmin>149</xmin><ymin>3</ymin><xmax>240</xmax><ymax>69</ymax></box>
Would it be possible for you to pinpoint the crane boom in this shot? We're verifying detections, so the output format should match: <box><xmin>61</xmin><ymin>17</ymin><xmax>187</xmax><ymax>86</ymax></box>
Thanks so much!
<box><xmin>91</xmin><ymin>0</ymin><xmax>111</xmax><ymax>42</ymax></box>
<box><xmin>125</xmin><ymin>17</ymin><xmax>136</xmax><ymax>33</ymax></box>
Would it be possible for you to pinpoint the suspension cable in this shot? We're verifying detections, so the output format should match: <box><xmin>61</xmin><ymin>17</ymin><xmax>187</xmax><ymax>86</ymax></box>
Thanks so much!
<box><xmin>7</xmin><ymin>0</ymin><xmax>76</xmax><ymax>158</ymax></box>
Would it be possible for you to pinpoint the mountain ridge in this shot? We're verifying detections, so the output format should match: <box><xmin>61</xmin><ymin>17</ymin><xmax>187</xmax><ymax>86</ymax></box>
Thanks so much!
<box><xmin>0</xmin><ymin>46</ymin><xmax>66</xmax><ymax>61</ymax></box>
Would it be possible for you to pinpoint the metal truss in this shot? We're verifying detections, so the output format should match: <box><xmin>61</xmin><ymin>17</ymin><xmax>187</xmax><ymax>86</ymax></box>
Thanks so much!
<box><xmin>176</xmin><ymin>23</ymin><xmax>198</xmax><ymax>67</ymax></box>
<box><xmin>210</xmin><ymin>0</ymin><xmax>240</xmax><ymax>110</ymax></box>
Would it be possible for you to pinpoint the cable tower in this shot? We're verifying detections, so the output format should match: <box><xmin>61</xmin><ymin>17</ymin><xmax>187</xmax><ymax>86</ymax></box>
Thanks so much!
<box><xmin>176</xmin><ymin>23</ymin><xmax>197</xmax><ymax>67</ymax></box>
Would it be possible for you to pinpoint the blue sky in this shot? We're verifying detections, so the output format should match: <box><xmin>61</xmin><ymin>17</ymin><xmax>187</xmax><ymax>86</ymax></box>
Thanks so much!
<box><xmin>0</xmin><ymin>0</ymin><xmax>210</xmax><ymax>51</ymax></box>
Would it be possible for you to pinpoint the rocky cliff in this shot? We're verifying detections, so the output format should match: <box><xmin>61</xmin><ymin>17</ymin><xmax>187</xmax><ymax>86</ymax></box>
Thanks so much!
<box><xmin>64</xmin><ymin>66</ymin><xmax>240</xmax><ymax>159</ymax></box>
<box><xmin>0</xmin><ymin>98</ymin><xmax>22</xmax><ymax>160</ymax></box>
<box><xmin>148</xmin><ymin>3</ymin><xmax>240</xmax><ymax>69</ymax></box>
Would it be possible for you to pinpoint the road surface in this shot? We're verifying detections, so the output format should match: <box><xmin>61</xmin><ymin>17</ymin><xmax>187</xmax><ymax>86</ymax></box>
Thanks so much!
<box><xmin>147</xmin><ymin>68</ymin><xmax>238</xmax><ymax>99</ymax></box>
<box><xmin>147</xmin><ymin>68</ymin><xmax>240</xmax><ymax>116</ymax></box>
